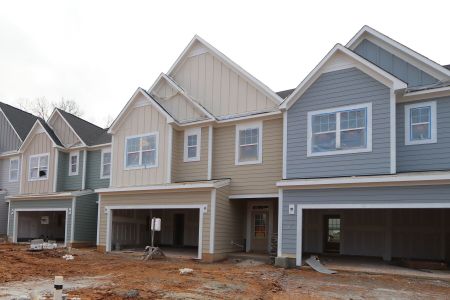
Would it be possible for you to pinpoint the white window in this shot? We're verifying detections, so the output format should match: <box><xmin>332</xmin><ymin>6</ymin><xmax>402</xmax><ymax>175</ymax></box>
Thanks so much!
<box><xmin>184</xmin><ymin>128</ymin><xmax>201</xmax><ymax>162</ymax></box>
<box><xmin>9</xmin><ymin>158</ymin><xmax>19</xmax><ymax>182</ymax></box>
<box><xmin>235</xmin><ymin>122</ymin><xmax>263</xmax><ymax>165</ymax></box>
<box><xmin>307</xmin><ymin>103</ymin><xmax>372</xmax><ymax>156</ymax></box>
<box><xmin>29</xmin><ymin>154</ymin><xmax>49</xmax><ymax>181</ymax></box>
<box><xmin>100</xmin><ymin>149</ymin><xmax>112</xmax><ymax>179</ymax></box>
<box><xmin>125</xmin><ymin>133</ymin><xmax>158</xmax><ymax>169</ymax></box>
<box><xmin>405</xmin><ymin>101</ymin><xmax>437</xmax><ymax>145</ymax></box>
<box><xmin>69</xmin><ymin>151</ymin><xmax>79</xmax><ymax>176</ymax></box>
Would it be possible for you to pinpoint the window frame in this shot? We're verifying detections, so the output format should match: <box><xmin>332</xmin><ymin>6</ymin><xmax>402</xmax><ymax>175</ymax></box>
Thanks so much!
<box><xmin>68</xmin><ymin>151</ymin><xmax>79</xmax><ymax>176</ymax></box>
<box><xmin>100</xmin><ymin>148</ymin><xmax>112</xmax><ymax>179</ymax></box>
<box><xmin>28</xmin><ymin>153</ymin><xmax>50</xmax><ymax>181</ymax></box>
<box><xmin>307</xmin><ymin>102</ymin><xmax>372</xmax><ymax>157</ymax></box>
<box><xmin>183</xmin><ymin>127</ymin><xmax>202</xmax><ymax>162</ymax></box>
<box><xmin>9</xmin><ymin>157</ymin><xmax>20</xmax><ymax>182</ymax></box>
<box><xmin>123</xmin><ymin>132</ymin><xmax>159</xmax><ymax>170</ymax></box>
<box><xmin>235</xmin><ymin>121</ymin><xmax>263</xmax><ymax>166</ymax></box>
<box><xmin>404</xmin><ymin>101</ymin><xmax>437</xmax><ymax>145</ymax></box>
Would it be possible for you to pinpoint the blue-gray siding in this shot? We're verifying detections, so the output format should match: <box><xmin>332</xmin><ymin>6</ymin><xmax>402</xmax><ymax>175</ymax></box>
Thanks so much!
<box><xmin>86</xmin><ymin>150</ymin><xmax>109</xmax><ymax>189</ymax></box>
<box><xmin>0</xmin><ymin>194</ymin><xmax>7</xmax><ymax>235</ymax></box>
<box><xmin>0</xmin><ymin>158</ymin><xmax>20</xmax><ymax>195</ymax></box>
<box><xmin>281</xmin><ymin>185</ymin><xmax>450</xmax><ymax>254</ymax></box>
<box><xmin>286</xmin><ymin>68</ymin><xmax>391</xmax><ymax>179</ymax></box>
<box><xmin>354</xmin><ymin>39</ymin><xmax>438</xmax><ymax>87</ymax></box>
<box><xmin>8</xmin><ymin>199</ymin><xmax>73</xmax><ymax>242</ymax></box>
<box><xmin>0</xmin><ymin>112</ymin><xmax>21</xmax><ymax>154</ymax></box>
<box><xmin>74</xmin><ymin>193</ymin><xmax>98</xmax><ymax>242</ymax></box>
<box><xmin>397</xmin><ymin>96</ymin><xmax>450</xmax><ymax>172</ymax></box>
<box><xmin>57</xmin><ymin>151</ymin><xmax>84</xmax><ymax>191</ymax></box>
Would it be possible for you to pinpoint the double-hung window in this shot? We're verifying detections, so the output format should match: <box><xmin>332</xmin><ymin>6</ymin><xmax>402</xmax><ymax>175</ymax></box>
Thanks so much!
<box><xmin>235</xmin><ymin>122</ymin><xmax>263</xmax><ymax>165</ymax></box>
<box><xmin>307</xmin><ymin>103</ymin><xmax>372</xmax><ymax>156</ymax></box>
<box><xmin>405</xmin><ymin>101</ymin><xmax>437</xmax><ymax>145</ymax></box>
<box><xmin>184</xmin><ymin>128</ymin><xmax>201</xmax><ymax>162</ymax></box>
<box><xmin>69</xmin><ymin>151</ymin><xmax>79</xmax><ymax>176</ymax></box>
<box><xmin>101</xmin><ymin>149</ymin><xmax>112</xmax><ymax>179</ymax></box>
<box><xmin>29</xmin><ymin>154</ymin><xmax>49</xmax><ymax>181</ymax></box>
<box><xmin>9</xmin><ymin>158</ymin><xmax>19</xmax><ymax>182</ymax></box>
<box><xmin>125</xmin><ymin>133</ymin><xmax>158</xmax><ymax>169</ymax></box>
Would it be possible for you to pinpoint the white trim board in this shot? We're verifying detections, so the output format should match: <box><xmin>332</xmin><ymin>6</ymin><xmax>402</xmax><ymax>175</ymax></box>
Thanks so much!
<box><xmin>209</xmin><ymin>190</ymin><xmax>216</xmax><ymax>254</ymax></box>
<box><xmin>229</xmin><ymin>194</ymin><xmax>278</xmax><ymax>199</ymax></box>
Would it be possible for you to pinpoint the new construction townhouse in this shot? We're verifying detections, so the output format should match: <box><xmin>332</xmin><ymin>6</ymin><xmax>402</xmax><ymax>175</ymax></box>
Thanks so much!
<box><xmin>1</xmin><ymin>25</ymin><xmax>449</xmax><ymax>266</ymax></box>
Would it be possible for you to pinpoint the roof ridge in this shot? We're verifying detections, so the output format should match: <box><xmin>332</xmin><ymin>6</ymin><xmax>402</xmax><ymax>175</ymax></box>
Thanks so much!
<box><xmin>57</xmin><ymin>108</ymin><xmax>106</xmax><ymax>131</ymax></box>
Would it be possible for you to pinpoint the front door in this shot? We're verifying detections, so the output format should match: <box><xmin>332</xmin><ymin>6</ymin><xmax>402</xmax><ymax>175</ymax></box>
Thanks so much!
<box><xmin>324</xmin><ymin>215</ymin><xmax>340</xmax><ymax>253</ymax></box>
<box><xmin>251</xmin><ymin>211</ymin><xmax>268</xmax><ymax>252</ymax></box>
<box><xmin>173</xmin><ymin>214</ymin><xmax>184</xmax><ymax>246</ymax></box>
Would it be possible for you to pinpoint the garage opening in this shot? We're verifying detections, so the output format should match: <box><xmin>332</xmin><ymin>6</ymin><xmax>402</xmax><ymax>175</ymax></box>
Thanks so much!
<box><xmin>110</xmin><ymin>209</ymin><xmax>199</xmax><ymax>258</ymax></box>
<box><xmin>16</xmin><ymin>211</ymin><xmax>66</xmax><ymax>243</ymax></box>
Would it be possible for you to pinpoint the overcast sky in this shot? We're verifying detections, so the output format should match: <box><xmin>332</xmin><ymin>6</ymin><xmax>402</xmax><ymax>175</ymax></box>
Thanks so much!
<box><xmin>1</xmin><ymin>0</ymin><xmax>449</xmax><ymax>127</ymax></box>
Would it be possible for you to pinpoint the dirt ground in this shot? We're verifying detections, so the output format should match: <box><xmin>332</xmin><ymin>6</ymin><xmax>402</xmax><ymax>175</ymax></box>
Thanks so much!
<box><xmin>1</xmin><ymin>244</ymin><xmax>449</xmax><ymax>299</ymax></box>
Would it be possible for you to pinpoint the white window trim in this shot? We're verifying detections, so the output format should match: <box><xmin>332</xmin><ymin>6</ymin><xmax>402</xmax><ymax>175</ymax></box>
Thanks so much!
<box><xmin>404</xmin><ymin>101</ymin><xmax>437</xmax><ymax>145</ymax></box>
<box><xmin>9</xmin><ymin>157</ymin><xmax>20</xmax><ymax>182</ymax></box>
<box><xmin>68</xmin><ymin>151</ymin><xmax>79</xmax><ymax>176</ymax></box>
<box><xmin>183</xmin><ymin>127</ymin><xmax>201</xmax><ymax>162</ymax></box>
<box><xmin>124</xmin><ymin>132</ymin><xmax>159</xmax><ymax>170</ymax></box>
<box><xmin>100</xmin><ymin>148</ymin><xmax>112</xmax><ymax>179</ymax></box>
<box><xmin>28</xmin><ymin>153</ymin><xmax>50</xmax><ymax>181</ymax></box>
<box><xmin>235</xmin><ymin>121</ymin><xmax>263</xmax><ymax>166</ymax></box>
<box><xmin>307</xmin><ymin>102</ymin><xmax>372</xmax><ymax>157</ymax></box>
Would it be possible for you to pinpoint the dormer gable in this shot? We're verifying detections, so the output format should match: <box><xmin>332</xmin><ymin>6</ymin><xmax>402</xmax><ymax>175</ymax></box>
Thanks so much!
<box><xmin>18</xmin><ymin>119</ymin><xmax>62</xmax><ymax>153</ymax></box>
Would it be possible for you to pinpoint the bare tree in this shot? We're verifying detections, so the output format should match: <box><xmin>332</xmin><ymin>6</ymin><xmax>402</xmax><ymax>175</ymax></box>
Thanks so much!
<box><xmin>17</xmin><ymin>97</ymin><xmax>83</xmax><ymax>120</ymax></box>
<box><xmin>52</xmin><ymin>98</ymin><xmax>83</xmax><ymax>117</ymax></box>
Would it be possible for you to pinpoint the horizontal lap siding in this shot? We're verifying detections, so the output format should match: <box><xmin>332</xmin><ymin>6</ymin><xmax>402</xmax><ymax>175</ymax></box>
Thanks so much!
<box><xmin>74</xmin><ymin>193</ymin><xmax>98</xmax><ymax>242</ymax></box>
<box><xmin>86</xmin><ymin>150</ymin><xmax>110</xmax><ymax>189</ymax></box>
<box><xmin>281</xmin><ymin>185</ymin><xmax>450</xmax><ymax>255</ymax></box>
<box><xmin>212</xmin><ymin>118</ymin><xmax>282</xmax><ymax>195</ymax></box>
<box><xmin>397</xmin><ymin>96</ymin><xmax>450</xmax><ymax>172</ymax></box>
<box><xmin>57</xmin><ymin>151</ymin><xmax>83</xmax><ymax>191</ymax></box>
<box><xmin>9</xmin><ymin>199</ymin><xmax>73</xmax><ymax>242</ymax></box>
<box><xmin>0</xmin><ymin>157</ymin><xmax>20</xmax><ymax>195</ymax></box>
<box><xmin>99</xmin><ymin>191</ymin><xmax>211</xmax><ymax>253</ymax></box>
<box><xmin>0</xmin><ymin>112</ymin><xmax>21</xmax><ymax>153</ymax></box>
<box><xmin>286</xmin><ymin>68</ymin><xmax>391</xmax><ymax>179</ymax></box>
<box><xmin>0</xmin><ymin>194</ymin><xmax>7</xmax><ymax>234</ymax></box>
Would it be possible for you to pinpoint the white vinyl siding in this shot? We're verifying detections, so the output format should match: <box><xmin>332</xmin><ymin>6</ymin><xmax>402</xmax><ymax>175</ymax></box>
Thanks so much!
<box><xmin>184</xmin><ymin>128</ymin><xmax>201</xmax><ymax>162</ymax></box>
<box><xmin>125</xmin><ymin>133</ymin><xmax>158</xmax><ymax>169</ymax></box>
<box><xmin>235</xmin><ymin>122</ymin><xmax>263</xmax><ymax>165</ymax></box>
<box><xmin>28</xmin><ymin>153</ymin><xmax>49</xmax><ymax>181</ymax></box>
<box><xmin>69</xmin><ymin>151</ymin><xmax>79</xmax><ymax>176</ymax></box>
<box><xmin>100</xmin><ymin>149</ymin><xmax>112</xmax><ymax>179</ymax></box>
<box><xmin>9</xmin><ymin>158</ymin><xmax>19</xmax><ymax>182</ymax></box>
<box><xmin>405</xmin><ymin>101</ymin><xmax>437</xmax><ymax>145</ymax></box>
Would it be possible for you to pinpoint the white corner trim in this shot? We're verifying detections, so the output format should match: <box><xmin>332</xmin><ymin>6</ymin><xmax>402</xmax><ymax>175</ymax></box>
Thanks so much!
<box><xmin>296</xmin><ymin>205</ymin><xmax>303</xmax><ymax>266</ymax></box>
<box><xmin>82</xmin><ymin>150</ymin><xmax>87</xmax><ymax>189</ymax></box>
<box><xmin>282</xmin><ymin>111</ymin><xmax>287</xmax><ymax>179</ymax></box>
<box><xmin>306</xmin><ymin>102</ymin><xmax>372</xmax><ymax>157</ymax></box>
<box><xmin>390</xmin><ymin>90</ymin><xmax>396</xmax><ymax>174</ymax></box>
<box><xmin>109</xmin><ymin>136</ymin><xmax>114</xmax><ymax>187</ymax></box>
<box><xmin>96</xmin><ymin>195</ymin><xmax>101</xmax><ymax>245</ymax></box>
<box><xmin>277</xmin><ymin>189</ymin><xmax>283</xmax><ymax>257</ymax></box>
<box><xmin>207</xmin><ymin>125</ymin><xmax>213</xmax><ymax>180</ymax></box>
<box><xmin>68</xmin><ymin>151</ymin><xmax>80</xmax><ymax>176</ymax></box>
<box><xmin>209</xmin><ymin>189</ymin><xmax>216</xmax><ymax>254</ymax></box>
<box><xmin>404</xmin><ymin>100</ymin><xmax>437</xmax><ymax>146</ymax></box>
<box><xmin>183</xmin><ymin>127</ymin><xmax>201</xmax><ymax>162</ymax></box>
<box><xmin>167</xmin><ymin>125</ymin><xmax>173</xmax><ymax>183</ymax></box>
<box><xmin>235</xmin><ymin>121</ymin><xmax>263</xmax><ymax>166</ymax></box>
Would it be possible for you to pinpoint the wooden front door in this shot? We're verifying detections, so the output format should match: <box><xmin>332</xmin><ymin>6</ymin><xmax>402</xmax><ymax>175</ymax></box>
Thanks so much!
<box><xmin>323</xmin><ymin>215</ymin><xmax>340</xmax><ymax>253</ymax></box>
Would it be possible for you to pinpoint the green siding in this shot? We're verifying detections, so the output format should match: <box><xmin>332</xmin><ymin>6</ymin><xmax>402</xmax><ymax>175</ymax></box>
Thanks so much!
<box><xmin>57</xmin><ymin>151</ymin><xmax>84</xmax><ymax>192</ymax></box>
<box><xmin>74</xmin><ymin>193</ymin><xmax>98</xmax><ymax>242</ymax></box>
<box><xmin>86</xmin><ymin>150</ymin><xmax>109</xmax><ymax>189</ymax></box>
<box><xmin>0</xmin><ymin>194</ymin><xmax>7</xmax><ymax>235</ymax></box>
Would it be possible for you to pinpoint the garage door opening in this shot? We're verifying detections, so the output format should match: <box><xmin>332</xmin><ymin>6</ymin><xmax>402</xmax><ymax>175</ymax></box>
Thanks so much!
<box><xmin>16</xmin><ymin>211</ymin><xmax>66</xmax><ymax>244</ymax></box>
<box><xmin>110</xmin><ymin>208</ymin><xmax>200</xmax><ymax>258</ymax></box>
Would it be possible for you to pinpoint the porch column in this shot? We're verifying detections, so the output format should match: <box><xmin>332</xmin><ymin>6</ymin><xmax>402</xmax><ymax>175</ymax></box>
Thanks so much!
<box><xmin>296</xmin><ymin>206</ymin><xmax>303</xmax><ymax>266</ymax></box>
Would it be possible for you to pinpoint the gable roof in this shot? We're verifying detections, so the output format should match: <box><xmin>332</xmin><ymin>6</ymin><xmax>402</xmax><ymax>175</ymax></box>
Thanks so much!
<box><xmin>167</xmin><ymin>35</ymin><xmax>283</xmax><ymax>106</ymax></box>
<box><xmin>108</xmin><ymin>87</ymin><xmax>176</xmax><ymax>134</ymax></box>
<box><xmin>19</xmin><ymin>118</ymin><xmax>63</xmax><ymax>152</ymax></box>
<box><xmin>346</xmin><ymin>25</ymin><xmax>450</xmax><ymax>82</ymax></box>
<box><xmin>55</xmin><ymin>109</ymin><xmax>111</xmax><ymax>146</ymax></box>
<box><xmin>0</xmin><ymin>102</ymin><xmax>37</xmax><ymax>141</ymax></box>
<box><xmin>280</xmin><ymin>44</ymin><xmax>407</xmax><ymax>110</ymax></box>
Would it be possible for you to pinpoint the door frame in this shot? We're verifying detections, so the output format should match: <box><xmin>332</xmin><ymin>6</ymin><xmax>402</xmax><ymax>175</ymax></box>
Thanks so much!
<box><xmin>246</xmin><ymin>201</ymin><xmax>273</xmax><ymax>253</ymax></box>
<box><xmin>323</xmin><ymin>214</ymin><xmax>341</xmax><ymax>253</ymax></box>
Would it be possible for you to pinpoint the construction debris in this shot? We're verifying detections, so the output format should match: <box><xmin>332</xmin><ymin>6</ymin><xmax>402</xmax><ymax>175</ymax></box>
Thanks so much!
<box><xmin>179</xmin><ymin>268</ymin><xmax>194</xmax><ymax>275</ymax></box>
<box><xmin>29</xmin><ymin>239</ymin><xmax>58</xmax><ymax>251</ymax></box>
<box><xmin>142</xmin><ymin>246</ymin><xmax>165</xmax><ymax>260</ymax></box>
<box><xmin>305</xmin><ymin>255</ymin><xmax>336</xmax><ymax>274</ymax></box>
<box><xmin>62</xmin><ymin>254</ymin><xmax>74</xmax><ymax>261</ymax></box>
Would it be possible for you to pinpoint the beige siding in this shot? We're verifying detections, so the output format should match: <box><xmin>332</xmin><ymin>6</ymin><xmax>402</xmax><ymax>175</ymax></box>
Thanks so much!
<box><xmin>98</xmin><ymin>191</ymin><xmax>211</xmax><ymax>253</ymax></box>
<box><xmin>212</xmin><ymin>118</ymin><xmax>282</xmax><ymax>195</ymax></box>
<box><xmin>172</xmin><ymin>43</ymin><xmax>278</xmax><ymax>117</ymax></box>
<box><xmin>111</xmin><ymin>95</ymin><xmax>170</xmax><ymax>188</ymax></box>
<box><xmin>214</xmin><ymin>185</ymin><xmax>246</xmax><ymax>253</ymax></box>
<box><xmin>49</xmin><ymin>113</ymin><xmax>81</xmax><ymax>147</ymax></box>
<box><xmin>21</xmin><ymin>133</ymin><xmax>56</xmax><ymax>194</ymax></box>
<box><xmin>172</xmin><ymin>127</ymin><xmax>209</xmax><ymax>182</ymax></box>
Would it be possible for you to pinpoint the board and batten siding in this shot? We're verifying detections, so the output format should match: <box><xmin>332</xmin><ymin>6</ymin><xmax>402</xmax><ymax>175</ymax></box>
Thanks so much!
<box><xmin>172</xmin><ymin>127</ymin><xmax>209</xmax><ymax>182</ymax></box>
<box><xmin>111</xmin><ymin>98</ymin><xmax>170</xmax><ymax>188</ymax></box>
<box><xmin>172</xmin><ymin>43</ymin><xmax>277</xmax><ymax>117</ymax></box>
<box><xmin>57</xmin><ymin>151</ymin><xmax>84</xmax><ymax>191</ymax></box>
<box><xmin>21</xmin><ymin>133</ymin><xmax>56</xmax><ymax>194</ymax></box>
<box><xmin>48</xmin><ymin>113</ymin><xmax>81</xmax><ymax>147</ymax></box>
<box><xmin>0</xmin><ymin>111</ymin><xmax>21</xmax><ymax>153</ymax></box>
<box><xmin>74</xmin><ymin>193</ymin><xmax>98</xmax><ymax>243</ymax></box>
<box><xmin>286</xmin><ymin>67</ymin><xmax>391</xmax><ymax>179</ymax></box>
<box><xmin>86</xmin><ymin>150</ymin><xmax>110</xmax><ymax>189</ymax></box>
<box><xmin>8</xmin><ymin>198</ymin><xmax>73</xmax><ymax>241</ymax></box>
<box><xmin>98</xmin><ymin>191</ymin><xmax>211</xmax><ymax>253</ymax></box>
<box><xmin>354</xmin><ymin>39</ymin><xmax>438</xmax><ymax>88</ymax></box>
<box><xmin>281</xmin><ymin>185</ymin><xmax>450</xmax><ymax>255</ymax></box>
<box><xmin>212</xmin><ymin>118</ymin><xmax>282</xmax><ymax>195</ymax></box>
<box><xmin>397</xmin><ymin>96</ymin><xmax>450</xmax><ymax>172</ymax></box>
<box><xmin>0</xmin><ymin>157</ymin><xmax>20</xmax><ymax>195</ymax></box>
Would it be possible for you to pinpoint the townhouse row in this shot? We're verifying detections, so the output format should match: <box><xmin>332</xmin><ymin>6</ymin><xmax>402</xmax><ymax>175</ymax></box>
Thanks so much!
<box><xmin>1</xmin><ymin>25</ymin><xmax>449</xmax><ymax>265</ymax></box>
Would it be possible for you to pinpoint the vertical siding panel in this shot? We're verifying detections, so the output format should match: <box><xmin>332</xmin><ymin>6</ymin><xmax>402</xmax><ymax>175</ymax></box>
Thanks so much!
<box><xmin>213</xmin><ymin>57</ymin><xmax>222</xmax><ymax>115</ymax></box>
<box><xmin>220</xmin><ymin>65</ymin><xmax>230</xmax><ymax>115</ymax></box>
<box><xmin>228</xmin><ymin>71</ymin><xmax>239</xmax><ymax>115</ymax></box>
